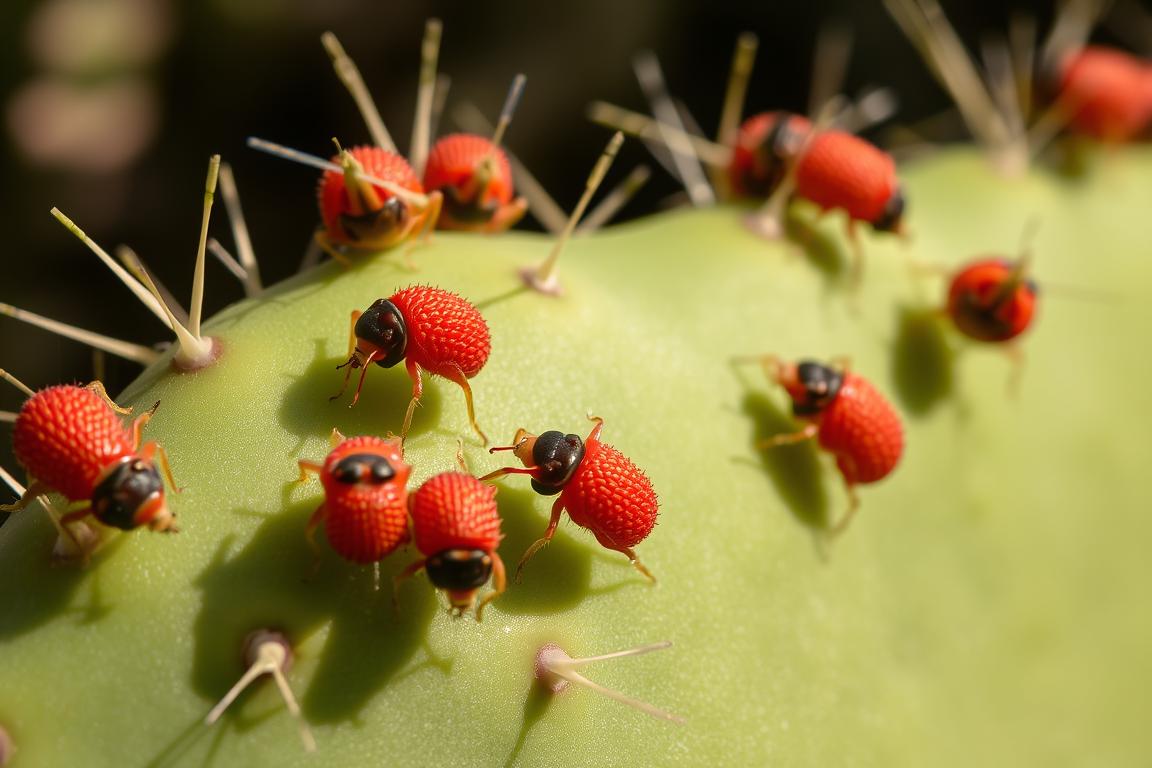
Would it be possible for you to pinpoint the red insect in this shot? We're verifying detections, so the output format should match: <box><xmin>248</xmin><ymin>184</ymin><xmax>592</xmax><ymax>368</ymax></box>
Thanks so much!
<box><xmin>946</xmin><ymin>257</ymin><xmax>1038</xmax><ymax>343</ymax></box>
<box><xmin>757</xmin><ymin>358</ymin><xmax>903</xmax><ymax>535</ymax></box>
<box><xmin>727</xmin><ymin>111</ymin><xmax>812</xmax><ymax>198</ymax></box>
<box><xmin>316</xmin><ymin>145</ymin><xmax>443</xmax><ymax>261</ymax></box>
<box><xmin>793</xmin><ymin>130</ymin><xmax>905</xmax><ymax>236</ymax></box>
<box><xmin>1</xmin><ymin>379</ymin><xmax>178</xmax><ymax>534</ymax></box>
<box><xmin>1052</xmin><ymin>45</ymin><xmax>1152</xmax><ymax>143</ymax></box>
<box><xmin>480</xmin><ymin>415</ymin><xmax>658</xmax><ymax>582</ymax></box>
<box><xmin>423</xmin><ymin>134</ymin><xmax>528</xmax><ymax>232</ymax></box>
<box><xmin>296</xmin><ymin>432</ymin><xmax>411</xmax><ymax>564</ymax></box>
<box><xmin>396</xmin><ymin>470</ymin><xmax>505</xmax><ymax>619</ymax></box>
<box><xmin>331</xmin><ymin>284</ymin><xmax>491</xmax><ymax>444</ymax></box>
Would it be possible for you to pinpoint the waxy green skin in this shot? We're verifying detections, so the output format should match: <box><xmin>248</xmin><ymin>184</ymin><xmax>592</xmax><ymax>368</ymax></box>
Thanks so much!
<box><xmin>1</xmin><ymin>149</ymin><xmax>1151</xmax><ymax>767</ymax></box>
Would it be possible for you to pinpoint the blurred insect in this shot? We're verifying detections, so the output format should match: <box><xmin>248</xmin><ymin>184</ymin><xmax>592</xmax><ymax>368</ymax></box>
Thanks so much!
<box><xmin>1050</xmin><ymin>45</ymin><xmax>1152</xmax><ymax>143</ymax></box>
<box><xmin>296</xmin><ymin>430</ymin><xmax>411</xmax><ymax>569</ymax></box>
<box><xmin>204</xmin><ymin>629</ymin><xmax>316</xmax><ymax>753</ymax></box>
<box><xmin>246</xmin><ymin>138</ymin><xmax>442</xmax><ymax>264</ymax></box>
<box><xmin>946</xmin><ymin>257</ymin><xmax>1038</xmax><ymax>344</ymax></box>
<box><xmin>744</xmin><ymin>357</ymin><xmax>903</xmax><ymax>535</ymax></box>
<box><xmin>727</xmin><ymin>111</ymin><xmax>813</xmax><ymax>198</ymax></box>
<box><xmin>535</xmin><ymin>640</ymin><xmax>684</xmax><ymax>723</ymax></box>
<box><xmin>330</xmin><ymin>285</ymin><xmax>491</xmax><ymax>444</ymax></box>
<box><xmin>793</xmin><ymin>130</ymin><xmax>906</xmax><ymax>238</ymax></box>
<box><xmin>481</xmin><ymin>415</ymin><xmax>658</xmax><ymax>581</ymax></box>
<box><xmin>0</xmin><ymin>368</ymin><xmax>178</xmax><ymax>536</ymax></box>
<box><xmin>396</xmin><ymin>464</ymin><xmax>505</xmax><ymax>620</ymax></box>
<box><xmin>423</xmin><ymin>74</ymin><xmax>529</xmax><ymax>232</ymax></box>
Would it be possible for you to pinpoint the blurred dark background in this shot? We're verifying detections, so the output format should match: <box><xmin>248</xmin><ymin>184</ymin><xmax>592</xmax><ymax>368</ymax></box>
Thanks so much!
<box><xmin>0</xmin><ymin>0</ymin><xmax>1145</xmax><ymax>486</ymax></box>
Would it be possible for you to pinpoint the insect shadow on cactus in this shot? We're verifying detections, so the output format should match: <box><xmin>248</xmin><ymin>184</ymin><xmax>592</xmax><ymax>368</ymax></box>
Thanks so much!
<box><xmin>190</xmin><ymin>506</ymin><xmax>439</xmax><ymax>728</ymax></box>
<box><xmin>735</xmin><ymin>389</ymin><xmax>830</xmax><ymax>533</ymax></box>
<box><xmin>502</xmin><ymin>678</ymin><xmax>553</xmax><ymax>768</ymax></box>
<box><xmin>275</xmin><ymin>342</ymin><xmax>443</xmax><ymax>449</ymax></box>
<box><xmin>890</xmin><ymin>304</ymin><xmax>955</xmax><ymax>416</ymax></box>
<box><xmin>479</xmin><ymin>484</ymin><xmax>592</xmax><ymax>615</ymax></box>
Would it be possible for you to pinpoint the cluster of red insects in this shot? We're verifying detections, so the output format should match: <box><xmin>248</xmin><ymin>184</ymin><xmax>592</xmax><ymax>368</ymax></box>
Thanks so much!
<box><xmin>1</xmin><ymin>6</ymin><xmax>1146</xmax><ymax>743</ymax></box>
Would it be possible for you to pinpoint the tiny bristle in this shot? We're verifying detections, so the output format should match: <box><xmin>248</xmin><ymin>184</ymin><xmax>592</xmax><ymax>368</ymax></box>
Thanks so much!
<box><xmin>217</xmin><ymin>162</ymin><xmax>262</xmax><ymax>296</ymax></box>
<box><xmin>0</xmin><ymin>302</ymin><xmax>160</xmax><ymax>366</ymax></box>
<box><xmin>633</xmin><ymin>50</ymin><xmax>715</xmax><ymax>206</ymax></box>
<box><xmin>410</xmin><ymin>18</ymin><xmax>443</xmax><ymax>178</ymax></box>
<box><xmin>0</xmin><ymin>368</ymin><xmax>36</xmax><ymax>399</ymax></box>
<box><xmin>50</xmin><ymin>207</ymin><xmax>173</xmax><ymax>330</ymax></box>
<box><xmin>529</xmin><ymin>132</ymin><xmax>625</xmax><ymax>293</ymax></box>
<box><xmin>321</xmin><ymin>31</ymin><xmax>397</xmax><ymax>152</ymax></box>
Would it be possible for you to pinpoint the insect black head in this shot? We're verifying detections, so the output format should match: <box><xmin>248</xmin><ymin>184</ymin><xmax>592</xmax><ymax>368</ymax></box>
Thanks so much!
<box><xmin>426</xmin><ymin>549</ymin><xmax>493</xmax><ymax>591</ymax></box>
<box><xmin>529</xmin><ymin>431</ymin><xmax>585</xmax><ymax>496</ymax></box>
<box><xmin>793</xmin><ymin>361</ymin><xmax>844</xmax><ymax>416</ymax></box>
<box><xmin>354</xmin><ymin>299</ymin><xmax>407</xmax><ymax>368</ymax></box>
<box><xmin>91</xmin><ymin>458</ymin><xmax>164</xmax><ymax>530</ymax></box>
<box><xmin>333</xmin><ymin>453</ymin><xmax>396</xmax><ymax>485</ymax></box>
<box><xmin>442</xmin><ymin>184</ymin><xmax>500</xmax><ymax>226</ymax></box>
<box><xmin>872</xmin><ymin>187</ymin><xmax>905</xmax><ymax>233</ymax></box>
<box><xmin>340</xmin><ymin>196</ymin><xmax>408</xmax><ymax>243</ymax></box>
<box><xmin>737</xmin><ymin>112</ymin><xmax>807</xmax><ymax>197</ymax></box>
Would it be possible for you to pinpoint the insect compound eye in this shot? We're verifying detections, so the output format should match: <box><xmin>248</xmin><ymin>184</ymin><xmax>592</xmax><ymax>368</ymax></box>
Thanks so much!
<box><xmin>794</xmin><ymin>361</ymin><xmax>844</xmax><ymax>416</ymax></box>
<box><xmin>91</xmin><ymin>459</ymin><xmax>164</xmax><ymax>530</ymax></box>
<box><xmin>872</xmin><ymin>187</ymin><xmax>905</xmax><ymax>233</ymax></box>
<box><xmin>354</xmin><ymin>299</ymin><xmax>407</xmax><ymax>368</ymax></box>
<box><xmin>425</xmin><ymin>549</ymin><xmax>493</xmax><ymax>591</ymax></box>
<box><xmin>529</xmin><ymin>430</ymin><xmax>585</xmax><ymax>496</ymax></box>
<box><xmin>332</xmin><ymin>453</ymin><xmax>397</xmax><ymax>485</ymax></box>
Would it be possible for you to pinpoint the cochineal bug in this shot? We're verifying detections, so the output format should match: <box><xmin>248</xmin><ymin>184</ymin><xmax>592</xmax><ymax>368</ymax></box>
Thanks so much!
<box><xmin>746</xmin><ymin>357</ymin><xmax>904</xmax><ymax>535</ymax></box>
<box><xmin>296</xmin><ymin>430</ymin><xmax>411</xmax><ymax>569</ymax></box>
<box><xmin>480</xmin><ymin>415</ymin><xmax>658</xmax><ymax>582</ymax></box>
<box><xmin>793</xmin><ymin>130</ymin><xmax>905</xmax><ymax>236</ymax></box>
<box><xmin>946</xmin><ymin>256</ymin><xmax>1038</xmax><ymax>344</ymax></box>
<box><xmin>1051</xmin><ymin>45</ymin><xmax>1152</xmax><ymax>143</ymax></box>
<box><xmin>728</xmin><ymin>111</ymin><xmax>813</xmax><ymax>198</ymax></box>
<box><xmin>423</xmin><ymin>74</ymin><xmax>529</xmax><ymax>232</ymax></box>
<box><xmin>246</xmin><ymin>138</ymin><xmax>442</xmax><ymax>265</ymax></box>
<box><xmin>0</xmin><ymin>369</ymin><xmax>179</xmax><ymax>538</ymax></box>
<box><xmin>395</xmin><ymin>468</ymin><xmax>505</xmax><ymax>620</ymax></box>
<box><xmin>329</xmin><ymin>285</ymin><xmax>492</xmax><ymax>444</ymax></box>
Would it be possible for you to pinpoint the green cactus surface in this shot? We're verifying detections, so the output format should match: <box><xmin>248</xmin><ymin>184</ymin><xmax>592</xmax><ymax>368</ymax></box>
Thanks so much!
<box><xmin>2</xmin><ymin>148</ymin><xmax>1151</xmax><ymax>767</ymax></box>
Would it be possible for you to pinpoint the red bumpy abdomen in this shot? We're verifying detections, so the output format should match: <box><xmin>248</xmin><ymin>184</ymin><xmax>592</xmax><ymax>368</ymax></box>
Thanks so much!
<box><xmin>795</xmin><ymin>131</ymin><xmax>897</xmax><ymax>224</ymax></box>
<box><xmin>728</xmin><ymin>112</ymin><xmax>812</xmax><ymax>198</ymax></box>
<box><xmin>317</xmin><ymin>146</ymin><xmax>424</xmax><ymax>241</ymax></box>
<box><xmin>389</xmin><ymin>285</ymin><xmax>491</xmax><ymax>378</ymax></box>
<box><xmin>1058</xmin><ymin>47</ymin><xmax>1152</xmax><ymax>143</ymax></box>
<box><xmin>947</xmin><ymin>259</ymin><xmax>1036</xmax><ymax>342</ymax></box>
<box><xmin>424</xmin><ymin>134</ymin><xmax>514</xmax><ymax>205</ymax></box>
<box><xmin>319</xmin><ymin>436</ymin><xmax>411</xmax><ymax>563</ymax></box>
<box><xmin>817</xmin><ymin>373</ymin><xmax>903</xmax><ymax>486</ymax></box>
<box><xmin>12</xmin><ymin>385</ymin><xmax>133</xmax><ymax>502</ymax></box>
<box><xmin>410</xmin><ymin>472</ymin><xmax>502</xmax><ymax>556</ymax></box>
<box><xmin>562</xmin><ymin>439</ymin><xmax>658</xmax><ymax>550</ymax></box>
